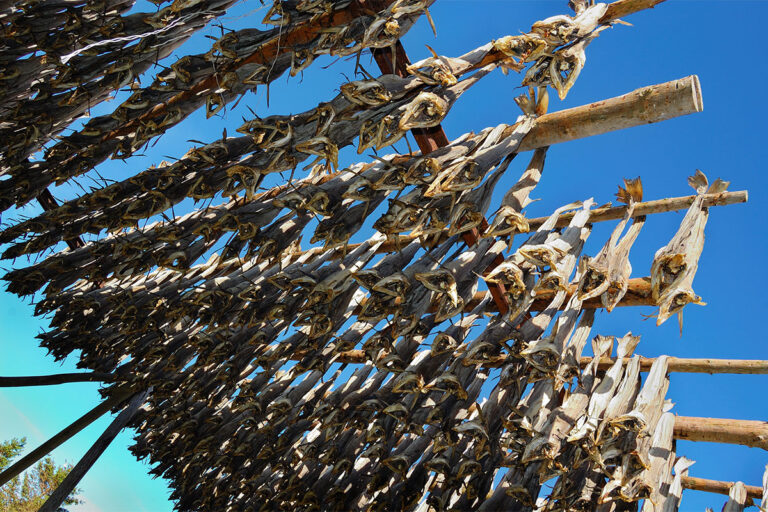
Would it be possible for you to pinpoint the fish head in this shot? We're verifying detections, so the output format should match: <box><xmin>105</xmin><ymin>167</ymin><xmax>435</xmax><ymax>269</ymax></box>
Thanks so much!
<box><xmin>398</xmin><ymin>92</ymin><xmax>449</xmax><ymax>131</ymax></box>
<box><xmin>484</xmin><ymin>205</ymin><xmax>530</xmax><ymax>237</ymax></box>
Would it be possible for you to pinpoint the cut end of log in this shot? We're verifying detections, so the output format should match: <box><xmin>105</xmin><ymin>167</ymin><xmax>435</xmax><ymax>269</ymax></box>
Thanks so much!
<box><xmin>691</xmin><ymin>74</ymin><xmax>703</xmax><ymax>113</ymax></box>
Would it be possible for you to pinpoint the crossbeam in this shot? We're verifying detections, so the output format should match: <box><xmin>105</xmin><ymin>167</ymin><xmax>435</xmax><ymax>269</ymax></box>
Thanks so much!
<box><xmin>587</xmin><ymin>357</ymin><xmax>768</xmax><ymax>374</ymax></box>
<box><xmin>681</xmin><ymin>475</ymin><xmax>762</xmax><ymax>501</ymax></box>
<box><xmin>0</xmin><ymin>372</ymin><xmax>117</xmax><ymax>387</ymax></box>
<box><xmin>674</xmin><ymin>416</ymin><xmax>768</xmax><ymax>450</ymax></box>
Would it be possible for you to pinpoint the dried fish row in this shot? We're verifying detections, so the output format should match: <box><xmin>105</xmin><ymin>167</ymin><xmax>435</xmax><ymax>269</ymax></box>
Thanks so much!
<box><xmin>0</xmin><ymin>50</ymin><xmax>491</xmax><ymax>254</ymax></box>
<box><xmin>0</xmin><ymin>0</ymin><xmax>434</xmax><ymax>211</ymax></box>
<box><xmin>1</xmin><ymin>1</ymin><xmax>758</xmax><ymax>510</ymax></box>
<box><xmin>1</xmin><ymin>0</ymin><xmax>621</xmax><ymax>249</ymax></box>
<box><xmin>0</xmin><ymin>0</ymin><xmax>240</xmax><ymax>161</ymax></box>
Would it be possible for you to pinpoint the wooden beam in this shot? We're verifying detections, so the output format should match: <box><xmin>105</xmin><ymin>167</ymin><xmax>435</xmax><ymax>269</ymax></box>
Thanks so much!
<box><xmin>475</xmin><ymin>0</ymin><xmax>668</xmax><ymax>69</ymax></box>
<box><xmin>350</xmin><ymin>276</ymin><xmax>652</xmax><ymax>316</ymax></box>
<box><xmin>514</xmin><ymin>75</ymin><xmax>703</xmax><ymax>152</ymax></box>
<box><xmin>0</xmin><ymin>372</ymin><xmax>117</xmax><ymax>387</ymax></box>
<box><xmin>346</xmin><ymin>190</ymin><xmax>747</xmax><ymax>256</ymax></box>
<box><xmin>364</xmin><ymin>29</ymin><xmax>512</xmax><ymax>316</ymax></box>
<box><xmin>584</xmin><ymin>357</ymin><xmax>768</xmax><ymax>374</ymax></box>
<box><xmin>316</xmin><ymin>352</ymin><xmax>768</xmax><ymax>375</ymax></box>
<box><xmin>673</xmin><ymin>416</ymin><xmax>768</xmax><ymax>450</ymax></box>
<box><xmin>527</xmin><ymin>190</ymin><xmax>748</xmax><ymax>231</ymax></box>
<box><xmin>0</xmin><ymin>390</ymin><xmax>132</xmax><ymax>487</ymax></box>
<box><xmin>681</xmin><ymin>475</ymin><xmax>762</xmax><ymax>501</ymax></box>
<box><xmin>38</xmin><ymin>390</ymin><xmax>150</xmax><ymax>512</ymax></box>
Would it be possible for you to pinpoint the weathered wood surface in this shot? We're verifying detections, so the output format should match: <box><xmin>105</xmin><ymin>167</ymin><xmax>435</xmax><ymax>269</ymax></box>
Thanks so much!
<box><xmin>0</xmin><ymin>372</ymin><xmax>116</xmax><ymax>387</ymax></box>
<box><xmin>682</xmin><ymin>475</ymin><xmax>762</xmax><ymax>501</ymax></box>
<box><xmin>674</xmin><ymin>416</ymin><xmax>768</xmax><ymax>450</ymax></box>
<box><xmin>587</xmin><ymin>357</ymin><xmax>768</xmax><ymax>374</ymax></box>
<box><xmin>515</xmin><ymin>75</ymin><xmax>702</xmax><ymax>152</ymax></box>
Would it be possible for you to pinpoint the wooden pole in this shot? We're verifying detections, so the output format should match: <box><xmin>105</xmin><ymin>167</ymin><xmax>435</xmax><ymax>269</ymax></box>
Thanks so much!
<box><xmin>681</xmin><ymin>475</ymin><xmax>762</xmax><ymax>501</ymax></box>
<box><xmin>584</xmin><ymin>357</ymin><xmax>768</xmax><ymax>374</ymax></box>
<box><xmin>310</xmin><ymin>190</ymin><xmax>747</xmax><ymax>258</ymax></box>
<box><xmin>350</xmin><ymin>276</ymin><xmax>652</xmax><ymax>316</ymax></box>
<box><xmin>0</xmin><ymin>390</ymin><xmax>132</xmax><ymax>487</ymax></box>
<box><xmin>514</xmin><ymin>75</ymin><xmax>703</xmax><ymax>152</ymax></box>
<box><xmin>526</xmin><ymin>190</ymin><xmax>747</xmax><ymax>232</ymax></box>
<box><xmin>673</xmin><ymin>416</ymin><xmax>768</xmax><ymax>450</ymax></box>
<box><xmin>38</xmin><ymin>390</ymin><xmax>150</xmax><ymax>512</ymax></box>
<box><xmin>309</xmin><ymin>351</ymin><xmax>768</xmax><ymax>374</ymax></box>
<box><xmin>362</xmin><ymin>30</ymin><xmax>513</xmax><ymax>316</ymax></box>
<box><xmin>0</xmin><ymin>372</ymin><xmax>117</xmax><ymax>387</ymax></box>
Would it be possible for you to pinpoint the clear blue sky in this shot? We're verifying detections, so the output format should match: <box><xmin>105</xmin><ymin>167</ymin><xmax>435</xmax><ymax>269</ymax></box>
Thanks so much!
<box><xmin>1</xmin><ymin>1</ymin><xmax>767</xmax><ymax>511</ymax></box>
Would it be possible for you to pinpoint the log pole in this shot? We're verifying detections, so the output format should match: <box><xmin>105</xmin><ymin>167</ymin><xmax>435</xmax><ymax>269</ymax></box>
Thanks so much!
<box><xmin>0</xmin><ymin>390</ymin><xmax>132</xmax><ymax>487</ymax></box>
<box><xmin>673</xmin><ymin>416</ymin><xmax>768</xmax><ymax>450</ymax></box>
<box><xmin>681</xmin><ymin>475</ymin><xmax>762</xmax><ymax>501</ymax></box>
<box><xmin>38</xmin><ymin>390</ymin><xmax>150</xmax><ymax>512</ymax></box>
<box><xmin>527</xmin><ymin>190</ymin><xmax>747</xmax><ymax>232</ymax></box>
<box><xmin>514</xmin><ymin>75</ymin><xmax>703</xmax><ymax>152</ymax></box>
<box><xmin>304</xmin><ymin>190</ymin><xmax>746</xmax><ymax>259</ymax></box>
<box><xmin>0</xmin><ymin>372</ymin><xmax>117</xmax><ymax>387</ymax></box>
<box><xmin>585</xmin><ymin>357</ymin><xmax>768</xmax><ymax>374</ymax></box>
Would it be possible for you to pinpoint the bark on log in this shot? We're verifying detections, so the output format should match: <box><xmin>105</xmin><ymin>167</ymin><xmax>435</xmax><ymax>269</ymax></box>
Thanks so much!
<box><xmin>38</xmin><ymin>390</ymin><xmax>150</xmax><ymax>512</ymax></box>
<box><xmin>681</xmin><ymin>475</ymin><xmax>762</xmax><ymax>501</ymax></box>
<box><xmin>673</xmin><ymin>416</ymin><xmax>768</xmax><ymax>450</ymax></box>
<box><xmin>0</xmin><ymin>372</ymin><xmax>117</xmax><ymax>387</ymax></box>
<box><xmin>355</xmin><ymin>190</ymin><xmax>747</xmax><ymax>256</ymax></box>
<box><xmin>527</xmin><ymin>191</ymin><xmax>747</xmax><ymax>231</ymax></box>
<box><xmin>312</xmin><ymin>352</ymin><xmax>768</xmax><ymax>374</ymax></box>
<box><xmin>350</xmin><ymin>276</ymin><xmax>652</xmax><ymax>316</ymax></box>
<box><xmin>0</xmin><ymin>390</ymin><xmax>132</xmax><ymax>487</ymax></box>
<box><xmin>584</xmin><ymin>357</ymin><xmax>768</xmax><ymax>374</ymax></box>
<box><xmin>514</xmin><ymin>75</ymin><xmax>703</xmax><ymax>152</ymax></box>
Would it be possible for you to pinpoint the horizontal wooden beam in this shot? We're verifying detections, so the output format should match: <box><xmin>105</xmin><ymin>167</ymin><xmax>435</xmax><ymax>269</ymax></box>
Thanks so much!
<box><xmin>0</xmin><ymin>372</ymin><xmax>117</xmax><ymax>387</ymax></box>
<box><xmin>584</xmin><ymin>357</ymin><xmax>768</xmax><ymax>375</ymax></box>
<box><xmin>350</xmin><ymin>277</ymin><xmax>652</xmax><ymax>317</ymax></box>
<box><xmin>527</xmin><ymin>190</ymin><xmax>747</xmax><ymax>232</ymax></box>
<box><xmin>673</xmin><ymin>416</ymin><xmax>768</xmax><ymax>450</ymax></box>
<box><xmin>681</xmin><ymin>475</ymin><xmax>762</xmax><ymax>501</ymax></box>
<box><xmin>341</xmin><ymin>189</ymin><xmax>746</xmax><ymax>259</ymax></box>
<box><xmin>514</xmin><ymin>75</ymin><xmax>702</xmax><ymax>152</ymax></box>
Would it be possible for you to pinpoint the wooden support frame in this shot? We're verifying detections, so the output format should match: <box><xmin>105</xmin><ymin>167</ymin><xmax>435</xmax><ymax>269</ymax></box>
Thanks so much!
<box><xmin>363</xmin><ymin>29</ymin><xmax>513</xmax><ymax>315</ymax></box>
<box><xmin>0</xmin><ymin>372</ymin><xmax>117</xmax><ymax>387</ymax></box>
<box><xmin>681</xmin><ymin>475</ymin><xmax>763</xmax><ymax>501</ymax></box>
<box><xmin>587</xmin><ymin>357</ymin><xmax>768</xmax><ymax>374</ymax></box>
<box><xmin>673</xmin><ymin>416</ymin><xmax>768</xmax><ymax>450</ymax></box>
<box><xmin>38</xmin><ymin>390</ymin><xmax>149</xmax><ymax>512</ymax></box>
<box><xmin>0</xmin><ymin>390</ymin><xmax>132</xmax><ymax>487</ymax></box>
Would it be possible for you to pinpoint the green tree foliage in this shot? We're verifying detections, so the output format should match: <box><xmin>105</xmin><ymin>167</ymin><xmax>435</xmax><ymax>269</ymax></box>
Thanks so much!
<box><xmin>0</xmin><ymin>437</ymin><xmax>82</xmax><ymax>512</ymax></box>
